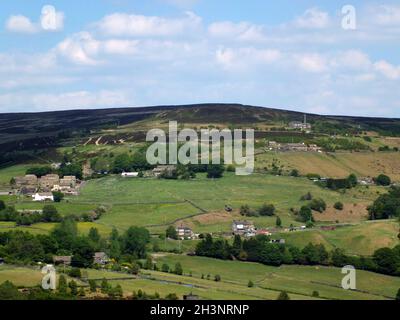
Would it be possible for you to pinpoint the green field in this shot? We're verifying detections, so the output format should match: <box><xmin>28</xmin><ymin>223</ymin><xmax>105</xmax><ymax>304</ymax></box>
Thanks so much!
<box><xmin>255</xmin><ymin>151</ymin><xmax>400</xmax><ymax>181</ymax></box>
<box><xmin>3</xmin><ymin>254</ymin><xmax>397</xmax><ymax>300</ymax></box>
<box><xmin>67</xmin><ymin>173</ymin><xmax>373</xmax><ymax>234</ymax></box>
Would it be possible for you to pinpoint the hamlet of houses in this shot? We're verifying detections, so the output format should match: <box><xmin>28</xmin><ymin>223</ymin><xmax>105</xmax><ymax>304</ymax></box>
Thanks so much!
<box><xmin>268</xmin><ymin>141</ymin><xmax>322</xmax><ymax>153</ymax></box>
<box><xmin>12</xmin><ymin>173</ymin><xmax>80</xmax><ymax>200</ymax></box>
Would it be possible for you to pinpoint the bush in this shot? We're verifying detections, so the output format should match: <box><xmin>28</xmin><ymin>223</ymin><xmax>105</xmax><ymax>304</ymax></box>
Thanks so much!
<box><xmin>248</xmin><ymin>280</ymin><xmax>254</xmax><ymax>288</ymax></box>
<box><xmin>214</xmin><ymin>274</ymin><xmax>221</xmax><ymax>282</ymax></box>
<box><xmin>375</xmin><ymin>174</ymin><xmax>391</xmax><ymax>186</ymax></box>
<box><xmin>309</xmin><ymin>198</ymin><xmax>327</xmax><ymax>213</ymax></box>
<box><xmin>258</xmin><ymin>204</ymin><xmax>275</xmax><ymax>216</ymax></box>
<box><xmin>277</xmin><ymin>291</ymin><xmax>290</xmax><ymax>300</ymax></box>
<box><xmin>299</xmin><ymin>206</ymin><xmax>314</xmax><ymax>222</ymax></box>
<box><xmin>334</xmin><ymin>202</ymin><xmax>344</xmax><ymax>210</ymax></box>
<box><xmin>52</xmin><ymin>191</ymin><xmax>64</xmax><ymax>203</ymax></box>
<box><xmin>166</xmin><ymin>226</ymin><xmax>178</xmax><ymax>240</ymax></box>
<box><xmin>300</xmin><ymin>192</ymin><xmax>313</xmax><ymax>201</ymax></box>
<box><xmin>0</xmin><ymin>200</ymin><xmax>5</xmax><ymax>211</ymax></box>
<box><xmin>68</xmin><ymin>267</ymin><xmax>82</xmax><ymax>279</ymax></box>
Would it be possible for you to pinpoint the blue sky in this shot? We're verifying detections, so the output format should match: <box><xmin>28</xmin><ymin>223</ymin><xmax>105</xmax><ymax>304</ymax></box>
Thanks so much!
<box><xmin>0</xmin><ymin>0</ymin><xmax>399</xmax><ymax>117</ymax></box>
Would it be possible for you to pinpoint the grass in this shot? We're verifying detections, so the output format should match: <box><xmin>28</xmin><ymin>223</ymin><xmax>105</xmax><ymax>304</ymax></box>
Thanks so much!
<box><xmin>153</xmin><ymin>254</ymin><xmax>400</xmax><ymax>300</ymax></box>
<box><xmin>0</xmin><ymin>164</ymin><xmax>40</xmax><ymax>189</ymax></box>
<box><xmin>68</xmin><ymin>173</ymin><xmax>369</xmax><ymax>233</ymax></box>
<box><xmin>255</xmin><ymin>151</ymin><xmax>400</xmax><ymax>181</ymax></box>
<box><xmin>274</xmin><ymin>220</ymin><xmax>399</xmax><ymax>256</ymax></box>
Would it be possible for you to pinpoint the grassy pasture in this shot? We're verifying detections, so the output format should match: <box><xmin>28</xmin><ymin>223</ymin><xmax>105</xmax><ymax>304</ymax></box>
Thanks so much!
<box><xmin>71</xmin><ymin>173</ymin><xmax>369</xmax><ymax>233</ymax></box>
<box><xmin>153</xmin><ymin>254</ymin><xmax>400</xmax><ymax>300</ymax></box>
<box><xmin>255</xmin><ymin>151</ymin><xmax>400</xmax><ymax>181</ymax></box>
<box><xmin>274</xmin><ymin>220</ymin><xmax>399</xmax><ymax>256</ymax></box>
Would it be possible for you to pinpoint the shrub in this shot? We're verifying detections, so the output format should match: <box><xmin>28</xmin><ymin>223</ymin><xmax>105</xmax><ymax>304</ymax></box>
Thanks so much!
<box><xmin>334</xmin><ymin>202</ymin><xmax>344</xmax><ymax>210</ymax></box>
<box><xmin>214</xmin><ymin>274</ymin><xmax>221</xmax><ymax>282</ymax></box>
<box><xmin>277</xmin><ymin>291</ymin><xmax>290</xmax><ymax>300</ymax></box>
<box><xmin>258</xmin><ymin>204</ymin><xmax>275</xmax><ymax>216</ymax></box>
<box><xmin>375</xmin><ymin>174</ymin><xmax>391</xmax><ymax>186</ymax></box>
<box><xmin>309</xmin><ymin>198</ymin><xmax>327</xmax><ymax>213</ymax></box>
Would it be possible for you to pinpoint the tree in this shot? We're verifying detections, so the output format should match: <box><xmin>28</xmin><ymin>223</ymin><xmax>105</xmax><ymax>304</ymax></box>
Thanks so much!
<box><xmin>231</xmin><ymin>235</ymin><xmax>242</xmax><ymax>257</ymax></box>
<box><xmin>166</xmin><ymin>226</ymin><xmax>178</xmax><ymax>240</ymax></box>
<box><xmin>68</xmin><ymin>280</ymin><xmax>78</xmax><ymax>295</ymax></box>
<box><xmin>347</xmin><ymin>174</ymin><xmax>358</xmax><ymax>188</ymax></box>
<box><xmin>26</xmin><ymin>166</ymin><xmax>53</xmax><ymax>177</ymax></box>
<box><xmin>42</xmin><ymin>205</ymin><xmax>62</xmax><ymax>222</ymax></box>
<box><xmin>300</xmin><ymin>192</ymin><xmax>313</xmax><ymax>201</ymax></box>
<box><xmin>112</xmin><ymin>153</ymin><xmax>132</xmax><ymax>173</ymax></box>
<box><xmin>58</xmin><ymin>275</ymin><xmax>68</xmax><ymax>295</ymax></box>
<box><xmin>299</xmin><ymin>206</ymin><xmax>314</xmax><ymax>223</ymax></box>
<box><xmin>276</xmin><ymin>216</ymin><xmax>282</xmax><ymax>228</ymax></box>
<box><xmin>258</xmin><ymin>204</ymin><xmax>275</xmax><ymax>216</ymax></box>
<box><xmin>109</xmin><ymin>228</ymin><xmax>121</xmax><ymax>260</ymax></box>
<box><xmin>174</xmin><ymin>262</ymin><xmax>183</xmax><ymax>275</ymax></box>
<box><xmin>0</xmin><ymin>281</ymin><xmax>23</xmax><ymax>300</ymax></box>
<box><xmin>334</xmin><ymin>202</ymin><xmax>344</xmax><ymax>210</ymax></box>
<box><xmin>248</xmin><ymin>280</ymin><xmax>254</xmax><ymax>288</ymax></box>
<box><xmin>214</xmin><ymin>274</ymin><xmax>221</xmax><ymax>282</ymax></box>
<box><xmin>52</xmin><ymin>191</ymin><xmax>64</xmax><ymax>203</ymax></box>
<box><xmin>89</xmin><ymin>279</ymin><xmax>97</xmax><ymax>293</ymax></box>
<box><xmin>161</xmin><ymin>264</ymin><xmax>170</xmax><ymax>273</ymax></box>
<box><xmin>368</xmin><ymin>187</ymin><xmax>400</xmax><ymax>220</ymax></box>
<box><xmin>122</xmin><ymin>227</ymin><xmax>150</xmax><ymax>259</ymax></box>
<box><xmin>290</xmin><ymin>169</ymin><xmax>299</xmax><ymax>177</ymax></box>
<box><xmin>59</xmin><ymin>163</ymin><xmax>83</xmax><ymax>180</ymax></box>
<box><xmin>206</xmin><ymin>164</ymin><xmax>224</xmax><ymax>179</ymax></box>
<box><xmin>68</xmin><ymin>267</ymin><xmax>82</xmax><ymax>279</ymax></box>
<box><xmin>373</xmin><ymin>247</ymin><xmax>400</xmax><ymax>275</ymax></box>
<box><xmin>88</xmin><ymin>227</ymin><xmax>101</xmax><ymax>243</ymax></box>
<box><xmin>277</xmin><ymin>291</ymin><xmax>290</xmax><ymax>300</ymax></box>
<box><xmin>0</xmin><ymin>200</ymin><xmax>5</xmax><ymax>211</ymax></box>
<box><xmin>101</xmin><ymin>278</ymin><xmax>110</xmax><ymax>294</ymax></box>
<box><xmin>309</xmin><ymin>198</ymin><xmax>327</xmax><ymax>213</ymax></box>
<box><xmin>396</xmin><ymin>288</ymin><xmax>400</xmax><ymax>301</ymax></box>
<box><xmin>375</xmin><ymin>174</ymin><xmax>391</xmax><ymax>186</ymax></box>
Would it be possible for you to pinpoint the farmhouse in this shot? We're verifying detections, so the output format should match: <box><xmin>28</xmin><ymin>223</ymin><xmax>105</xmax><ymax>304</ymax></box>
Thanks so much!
<box><xmin>121</xmin><ymin>172</ymin><xmax>139</xmax><ymax>178</ymax></box>
<box><xmin>176</xmin><ymin>226</ymin><xmax>196</xmax><ymax>240</ymax></box>
<box><xmin>32</xmin><ymin>193</ymin><xmax>54</xmax><ymax>202</ymax></box>
<box><xmin>232</xmin><ymin>220</ymin><xmax>255</xmax><ymax>236</ymax></box>
<box><xmin>281</xmin><ymin>143</ymin><xmax>309</xmax><ymax>152</ymax></box>
<box><xmin>153</xmin><ymin>165</ymin><xmax>176</xmax><ymax>177</ymax></box>
<box><xmin>13</xmin><ymin>174</ymin><xmax>38</xmax><ymax>194</ymax></box>
<box><xmin>53</xmin><ymin>256</ymin><xmax>72</xmax><ymax>266</ymax></box>
<box><xmin>93</xmin><ymin>252</ymin><xmax>110</xmax><ymax>265</ymax></box>
<box><xmin>39</xmin><ymin>174</ymin><xmax>60</xmax><ymax>192</ymax></box>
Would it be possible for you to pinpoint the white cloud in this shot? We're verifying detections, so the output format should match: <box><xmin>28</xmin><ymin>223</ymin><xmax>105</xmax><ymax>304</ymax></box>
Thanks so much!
<box><xmin>6</xmin><ymin>15</ymin><xmax>38</xmax><ymax>33</ymax></box>
<box><xmin>294</xmin><ymin>53</ymin><xmax>327</xmax><ymax>73</ymax></box>
<box><xmin>294</xmin><ymin>8</ymin><xmax>330</xmax><ymax>29</ymax></box>
<box><xmin>332</xmin><ymin>50</ymin><xmax>371</xmax><ymax>70</ymax></box>
<box><xmin>56</xmin><ymin>32</ymin><xmax>101</xmax><ymax>65</ymax></box>
<box><xmin>374</xmin><ymin>60</ymin><xmax>400</xmax><ymax>79</ymax></box>
<box><xmin>370</xmin><ymin>5</ymin><xmax>400</xmax><ymax>26</ymax></box>
<box><xmin>97</xmin><ymin>11</ymin><xmax>201</xmax><ymax>37</ymax></box>
<box><xmin>216</xmin><ymin>47</ymin><xmax>281</xmax><ymax>70</ymax></box>
<box><xmin>208</xmin><ymin>21</ymin><xmax>266</xmax><ymax>42</ymax></box>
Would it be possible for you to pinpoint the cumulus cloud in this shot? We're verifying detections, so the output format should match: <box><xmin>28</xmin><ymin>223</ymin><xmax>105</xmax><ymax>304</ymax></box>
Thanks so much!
<box><xmin>369</xmin><ymin>5</ymin><xmax>400</xmax><ymax>26</ymax></box>
<box><xmin>6</xmin><ymin>15</ymin><xmax>38</xmax><ymax>33</ymax></box>
<box><xmin>208</xmin><ymin>21</ymin><xmax>266</xmax><ymax>42</ymax></box>
<box><xmin>96</xmin><ymin>11</ymin><xmax>201</xmax><ymax>37</ymax></box>
<box><xmin>374</xmin><ymin>60</ymin><xmax>400</xmax><ymax>79</ymax></box>
<box><xmin>294</xmin><ymin>8</ymin><xmax>331</xmax><ymax>29</ymax></box>
<box><xmin>294</xmin><ymin>53</ymin><xmax>327</xmax><ymax>73</ymax></box>
<box><xmin>56</xmin><ymin>32</ymin><xmax>101</xmax><ymax>65</ymax></box>
<box><xmin>5</xmin><ymin>9</ymin><xmax>64</xmax><ymax>34</ymax></box>
<box><xmin>216</xmin><ymin>47</ymin><xmax>281</xmax><ymax>70</ymax></box>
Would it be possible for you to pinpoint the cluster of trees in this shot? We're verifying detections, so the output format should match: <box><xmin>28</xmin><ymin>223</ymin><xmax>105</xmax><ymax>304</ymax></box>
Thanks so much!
<box><xmin>0</xmin><ymin>278</ymin><xmax>180</xmax><ymax>300</ymax></box>
<box><xmin>0</xmin><ymin>204</ymin><xmax>62</xmax><ymax>226</ymax></box>
<box><xmin>368</xmin><ymin>186</ymin><xmax>400</xmax><ymax>220</ymax></box>
<box><xmin>112</xmin><ymin>151</ymin><xmax>153</xmax><ymax>174</ymax></box>
<box><xmin>240</xmin><ymin>204</ymin><xmax>276</xmax><ymax>217</ymax></box>
<box><xmin>0</xmin><ymin>219</ymin><xmax>150</xmax><ymax>267</ymax></box>
<box><xmin>195</xmin><ymin>234</ymin><xmax>400</xmax><ymax>277</ymax></box>
<box><xmin>314</xmin><ymin>137</ymin><xmax>369</xmax><ymax>152</ymax></box>
<box><xmin>374</xmin><ymin>174</ymin><xmax>392</xmax><ymax>186</ymax></box>
<box><xmin>326</xmin><ymin>174</ymin><xmax>358</xmax><ymax>190</ymax></box>
<box><xmin>25</xmin><ymin>163</ymin><xmax>83</xmax><ymax>180</ymax></box>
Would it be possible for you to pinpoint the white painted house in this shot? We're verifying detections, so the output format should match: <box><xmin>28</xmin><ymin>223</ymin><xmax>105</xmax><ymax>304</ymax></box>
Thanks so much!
<box><xmin>32</xmin><ymin>193</ymin><xmax>54</xmax><ymax>202</ymax></box>
<box><xmin>121</xmin><ymin>172</ymin><xmax>139</xmax><ymax>178</ymax></box>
